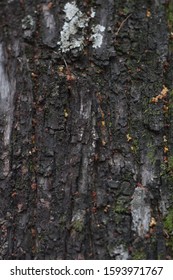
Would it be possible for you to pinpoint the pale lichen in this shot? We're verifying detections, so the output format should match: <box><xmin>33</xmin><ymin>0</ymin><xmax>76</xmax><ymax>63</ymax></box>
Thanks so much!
<box><xmin>58</xmin><ymin>1</ymin><xmax>105</xmax><ymax>53</ymax></box>
<box><xmin>90</xmin><ymin>24</ymin><xmax>105</xmax><ymax>49</ymax></box>
<box><xmin>108</xmin><ymin>244</ymin><xmax>129</xmax><ymax>260</ymax></box>
<box><xmin>21</xmin><ymin>15</ymin><xmax>36</xmax><ymax>39</ymax></box>
<box><xmin>58</xmin><ymin>1</ymin><xmax>89</xmax><ymax>53</ymax></box>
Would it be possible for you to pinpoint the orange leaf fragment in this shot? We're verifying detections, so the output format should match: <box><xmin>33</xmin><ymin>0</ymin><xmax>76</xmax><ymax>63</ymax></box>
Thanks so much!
<box><xmin>31</xmin><ymin>182</ymin><xmax>37</xmax><ymax>191</ymax></box>
<box><xmin>11</xmin><ymin>192</ymin><xmax>17</xmax><ymax>198</ymax></box>
<box><xmin>161</xmin><ymin>85</ymin><xmax>169</xmax><ymax>98</ymax></box>
<box><xmin>66</xmin><ymin>73</ymin><xmax>76</xmax><ymax>81</ymax></box>
<box><xmin>151</xmin><ymin>85</ymin><xmax>168</xmax><ymax>103</ymax></box>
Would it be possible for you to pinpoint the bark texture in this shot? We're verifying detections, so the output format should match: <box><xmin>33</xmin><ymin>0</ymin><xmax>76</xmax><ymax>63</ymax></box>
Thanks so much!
<box><xmin>1</xmin><ymin>0</ymin><xmax>173</xmax><ymax>260</ymax></box>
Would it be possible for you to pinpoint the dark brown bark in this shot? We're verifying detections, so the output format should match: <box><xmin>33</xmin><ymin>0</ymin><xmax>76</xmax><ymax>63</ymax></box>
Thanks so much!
<box><xmin>1</xmin><ymin>0</ymin><xmax>173</xmax><ymax>260</ymax></box>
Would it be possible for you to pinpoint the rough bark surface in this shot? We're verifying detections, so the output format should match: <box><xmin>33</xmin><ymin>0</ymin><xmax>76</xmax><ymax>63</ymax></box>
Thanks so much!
<box><xmin>1</xmin><ymin>0</ymin><xmax>173</xmax><ymax>260</ymax></box>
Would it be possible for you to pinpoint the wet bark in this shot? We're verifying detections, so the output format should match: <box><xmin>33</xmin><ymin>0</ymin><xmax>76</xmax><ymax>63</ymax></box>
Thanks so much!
<box><xmin>1</xmin><ymin>0</ymin><xmax>173</xmax><ymax>260</ymax></box>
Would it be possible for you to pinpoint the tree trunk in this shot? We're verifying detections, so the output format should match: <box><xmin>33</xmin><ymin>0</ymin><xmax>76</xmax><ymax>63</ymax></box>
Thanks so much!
<box><xmin>1</xmin><ymin>0</ymin><xmax>173</xmax><ymax>260</ymax></box>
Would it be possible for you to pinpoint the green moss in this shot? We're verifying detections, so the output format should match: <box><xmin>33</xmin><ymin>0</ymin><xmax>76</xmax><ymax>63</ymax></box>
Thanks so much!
<box><xmin>114</xmin><ymin>213</ymin><xmax>123</xmax><ymax>224</ymax></box>
<box><xmin>109</xmin><ymin>122</ymin><xmax>112</xmax><ymax>128</ymax></box>
<box><xmin>169</xmin><ymin>89</ymin><xmax>173</xmax><ymax>98</ymax></box>
<box><xmin>167</xmin><ymin>1</ymin><xmax>173</xmax><ymax>29</ymax></box>
<box><xmin>147</xmin><ymin>150</ymin><xmax>156</xmax><ymax>165</ymax></box>
<box><xmin>29</xmin><ymin>160</ymin><xmax>35</xmax><ymax>173</ymax></box>
<box><xmin>164</xmin><ymin>207</ymin><xmax>173</xmax><ymax>252</ymax></box>
<box><xmin>113</xmin><ymin>198</ymin><xmax>129</xmax><ymax>214</ymax></box>
<box><xmin>168</xmin><ymin>89</ymin><xmax>173</xmax><ymax>113</ymax></box>
<box><xmin>147</xmin><ymin>143</ymin><xmax>156</xmax><ymax>165</ymax></box>
<box><xmin>168</xmin><ymin>156</ymin><xmax>173</xmax><ymax>173</ymax></box>
<box><xmin>166</xmin><ymin>1</ymin><xmax>173</xmax><ymax>51</ymax></box>
<box><xmin>123</xmin><ymin>172</ymin><xmax>133</xmax><ymax>181</ymax></box>
<box><xmin>122</xmin><ymin>7</ymin><xmax>130</xmax><ymax>15</ymax></box>
<box><xmin>168</xmin><ymin>103</ymin><xmax>173</xmax><ymax>111</ymax></box>
<box><xmin>161</xmin><ymin>156</ymin><xmax>173</xmax><ymax>178</ymax></box>
<box><xmin>130</xmin><ymin>138</ymin><xmax>140</xmax><ymax>163</ymax></box>
<box><xmin>72</xmin><ymin>219</ymin><xmax>84</xmax><ymax>232</ymax></box>
<box><xmin>131</xmin><ymin>139</ymin><xmax>139</xmax><ymax>153</ymax></box>
<box><xmin>126</xmin><ymin>59</ymin><xmax>137</xmax><ymax>72</ymax></box>
<box><xmin>132</xmin><ymin>250</ymin><xmax>146</xmax><ymax>260</ymax></box>
<box><xmin>113</xmin><ymin>203</ymin><xmax>124</xmax><ymax>214</ymax></box>
<box><xmin>59</xmin><ymin>215</ymin><xmax>67</xmax><ymax>225</ymax></box>
<box><xmin>164</xmin><ymin>208</ymin><xmax>173</xmax><ymax>233</ymax></box>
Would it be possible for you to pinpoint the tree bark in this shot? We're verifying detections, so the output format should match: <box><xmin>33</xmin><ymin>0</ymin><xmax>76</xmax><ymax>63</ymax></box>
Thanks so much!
<box><xmin>1</xmin><ymin>0</ymin><xmax>173</xmax><ymax>260</ymax></box>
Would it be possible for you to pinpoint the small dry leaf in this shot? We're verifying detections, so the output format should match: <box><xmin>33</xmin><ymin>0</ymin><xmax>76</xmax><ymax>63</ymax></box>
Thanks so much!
<box><xmin>11</xmin><ymin>192</ymin><xmax>17</xmax><ymax>198</ymax></box>
<box><xmin>31</xmin><ymin>135</ymin><xmax>36</xmax><ymax>144</ymax></box>
<box><xmin>164</xmin><ymin>146</ymin><xmax>169</xmax><ymax>153</ymax></box>
<box><xmin>64</xmin><ymin>109</ymin><xmax>68</xmax><ymax>118</ymax></box>
<box><xmin>163</xmin><ymin>105</ymin><xmax>169</xmax><ymax>112</ymax></box>
<box><xmin>146</xmin><ymin>9</ymin><xmax>151</xmax><ymax>17</ymax></box>
<box><xmin>32</xmin><ymin>147</ymin><xmax>37</xmax><ymax>153</ymax></box>
<box><xmin>150</xmin><ymin>217</ymin><xmax>157</xmax><ymax>227</ymax></box>
<box><xmin>151</xmin><ymin>85</ymin><xmax>168</xmax><ymax>103</ymax></box>
<box><xmin>163</xmin><ymin>156</ymin><xmax>168</xmax><ymax>163</ymax></box>
<box><xmin>101</xmin><ymin>121</ymin><xmax>105</xmax><ymax>127</ymax></box>
<box><xmin>66</xmin><ymin>73</ymin><xmax>76</xmax><ymax>81</ymax></box>
<box><xmin>31</xmin><ymin>182</ymin><xmax>37</xmax><ymax>191</ymax></box>
<box><xmin>58</xmin><ymin>66</ymin><xmax>64</xmax><ymax>72</ymax></box>
<box><xmin>31</xmin><ymin>72</ymin><xmax>38</xmax><ymax>78</ymax></box>
<box><xmin>126</xmin><ymin>133</ymin><xmax>132</xmax><ymax>142</ymax></box>
<box><xmin>101</xmin><ymin>111</ymin><xmax>105</xmax><ymax>119</ymax></box>
<box><xmin>161</xmin><ymin>85</ymin><xmax>169</xmax><ymax>97</ymax></box>
<box><xmin>57</xmin><ymin>66</ymin><xmax>65</xmax><ymax>77</ymax></box>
